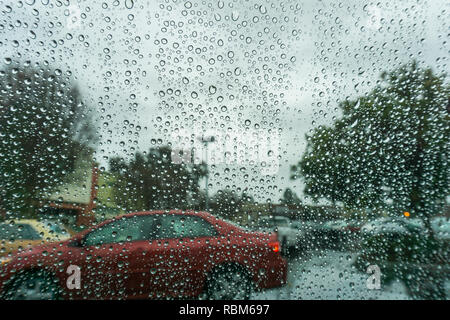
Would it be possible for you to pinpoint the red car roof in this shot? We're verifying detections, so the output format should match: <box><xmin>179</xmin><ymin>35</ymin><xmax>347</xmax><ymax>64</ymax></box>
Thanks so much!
<box><xmin>119</xmin><ymin>210</ymin><xmax>214</xmax><ymax>219</ymax></box>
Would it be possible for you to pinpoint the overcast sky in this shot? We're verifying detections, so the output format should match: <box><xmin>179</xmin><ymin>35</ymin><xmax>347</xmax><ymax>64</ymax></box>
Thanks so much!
<box><xmin>1</xmin><ymin>0</ymin><xmax>448</xmax><ymax>203</ymax></box>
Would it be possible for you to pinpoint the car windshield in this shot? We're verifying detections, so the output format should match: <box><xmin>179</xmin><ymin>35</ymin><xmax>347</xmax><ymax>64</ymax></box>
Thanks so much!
<box><xmin>0</xmin><ymin>0</ymin><xmax>448</xmax><ymax>303</ymax></box>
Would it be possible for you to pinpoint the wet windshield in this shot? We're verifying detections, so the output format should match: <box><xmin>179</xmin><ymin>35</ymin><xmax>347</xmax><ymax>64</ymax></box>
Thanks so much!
<box><xmin>0</xmin><ymin>0</ymin><xmax>448</xmax><ymax>302</ymax></box>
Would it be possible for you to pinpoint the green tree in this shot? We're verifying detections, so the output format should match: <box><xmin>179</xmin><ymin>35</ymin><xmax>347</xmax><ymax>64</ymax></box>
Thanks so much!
<box><xmin>0</xmin><ymin>62</ymin><xmax>96</xmax><ymax>215</ymax></box>
<box><xmin>292</xmin><ymin>62</ymin><xmax>449</xmax><ymax>235</ymax></box>
<box><xmin>109</xmin><ymin>146</ymin><xmax>206</xmax><ymax>211</ymax></box>
<box><xmin>280</xmin><ymin>188</ymin><xmax>302</xmax><ymax>206</ymax></box>
<box><xmin>210</xmin><ymin>189</ymin><xmax>254</xmax><ymax>220</ymax></box>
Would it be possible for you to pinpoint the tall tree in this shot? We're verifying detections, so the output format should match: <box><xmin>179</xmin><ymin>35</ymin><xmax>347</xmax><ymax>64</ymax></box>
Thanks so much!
<box><xmin>0</xmin><ymin>61</ymin><xmax>96</xmax><ymax>215</ymax></box>
<box><xmin>292</xmin><ymin>62</ymin><xmax>449</xmax><ymax>235</ymax></box>
<box><xmin>280</xmin><ymin>188</ymin><xmax>302</xmax><ymax>206</ymax></box>
<box><xmin>109</xmin><ymin>146</ymin><xmax>206</xmax><ymax>211</ymax></box>
<box><xmin>210</xmin><ymin>189</ymin><xmax>254</xmax><ymax>220</ymax></box>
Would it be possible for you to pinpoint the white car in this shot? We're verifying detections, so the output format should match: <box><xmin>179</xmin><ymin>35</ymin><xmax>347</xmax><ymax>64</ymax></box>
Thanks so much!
<box><xmin>361</xmin><ymin>217</ymin><xmax>427</xmax><ymax>236</ymax></box>
<box><xmin>289</xmin><ymin>220</ymin><xmax>309</xmax><ymax>246</ymax></box>
<box><xmin>361</xmin><ymin>218</ymin><xmax>408</xmax><ymax>235</ymax></box>
<box><xmin>258</xmin><ymin>216</ymin><xmax>298</xmax><ymax>248</ymax></box>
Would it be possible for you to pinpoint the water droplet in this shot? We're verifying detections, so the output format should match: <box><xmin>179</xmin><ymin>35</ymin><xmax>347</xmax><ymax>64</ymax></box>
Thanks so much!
<box><xmin>125</xmin><ymin>0</ymin><xmax>134</xmax><ymax>9</ymax></box>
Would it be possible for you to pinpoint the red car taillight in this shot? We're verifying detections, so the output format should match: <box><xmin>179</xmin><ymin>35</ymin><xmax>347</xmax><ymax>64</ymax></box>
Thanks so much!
<box><xmin>268</xmin><ymin>241</ymin><xmax>280</xmax><ymax>253</ymax></box>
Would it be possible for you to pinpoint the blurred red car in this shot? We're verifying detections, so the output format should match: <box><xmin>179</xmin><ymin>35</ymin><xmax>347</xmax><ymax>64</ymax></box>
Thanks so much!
<box><xmin>0</xmin><ymin>210</ymin><xmax>287</xmax><ymax>300</ymax></box>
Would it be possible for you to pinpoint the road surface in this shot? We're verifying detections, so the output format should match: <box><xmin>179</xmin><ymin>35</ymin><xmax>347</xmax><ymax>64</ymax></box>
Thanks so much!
<box><xmin>252</xmin><ymin>249</ymin><xmax>412</xmax><ymax>300</ymax></box>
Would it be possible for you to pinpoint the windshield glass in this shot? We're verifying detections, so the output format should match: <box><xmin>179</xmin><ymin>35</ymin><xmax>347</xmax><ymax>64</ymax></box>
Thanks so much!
<box><xmin>47</xmin><ymin>223</ymin><xmax>69</xmax><ymax>236</ymax></box>
<box><xmin>0</xmin><ymin>0</ymin><xmax>448</xmax><ymax>302</ymax></box>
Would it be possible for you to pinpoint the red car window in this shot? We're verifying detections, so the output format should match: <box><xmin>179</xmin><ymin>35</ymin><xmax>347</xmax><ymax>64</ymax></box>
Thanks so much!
<box><xmin>155</xmin><ymin>215</ymin><xmax>218</xmax><ymax>239</ymax></box>
<box><xmin>83</xmin><ymin>215</ymin><xmax>157</xmax><ymax>246</ymax></box>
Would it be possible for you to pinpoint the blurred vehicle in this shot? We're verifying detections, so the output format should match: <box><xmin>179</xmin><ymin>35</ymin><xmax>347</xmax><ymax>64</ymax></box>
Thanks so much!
<box><xmin>290</xmin><ymin>220</ymin><xmax>307</xmax><ymax>241</ymax></box>
<box><xmin>0</xmin><ymin>219</ymin><xmax>71</xmax><ymax>259</ymax></box>
<box><xmin>431</xmin><ymin>217</ymin><xmax>450</xmax><ymax>241</ymax></box>
<box><xmin>326</xmin><ymin>219</ymin><xmax>363</xmax><ymax>237</ymax></box>
<box><xmin>359</xmin><ymin>216</ymin><xmax>450</xmax><ymax>244</ymax></box>
<box><xmin>295</xmin><ymin>220</ymin><xmax>316</xmax><ymax>236</ymax></box>
<box><xmin>0</xmin><ymin>210</ymin><xmax>287</xmax><ymax>300</ymax></box>
<box><xmin>317</xmin><ymin>220</ymin><xmax>348</xmax><ymax>248</ymax></box>
<box><xmin>323</xmin><ymin>220</ymin><xmax>347</xmax><ymax>231</ymax></box>
<box><xmin>258</xmin><ymin>216</ymin><xmax>298</xmax><ymax>248</ymax></box>
<box><xmin>302</xmin><ymin>221</ymin><xmax>327</xmax><ymax>237</ymax></box>
<box><xmin>362</xmin><ymin>216</ymin><xmax>449</xmax><ymax>240</ymax></box>
<box><xmin>299</xmin><ymin>219</ymin><xmax>364</xmax><ymax>250</ymax></box>
<box><xmin>360</xmin><ymin>217</ymin><xmax>413</xmax><ymax>236</ymax></box>
<box><xmin>321</xmin><ymin>219</ymin><xmax>363</xmax><ymax>233</ymax></box>
<box><xmin>360</xmin><ymin>217</ymin><xmax>390</xmax><ymax>234</ymax></box>
<box><xmin>345</xmin><ymin>220</ymin><xmax>364</xmax><ymax>233</ymax></box>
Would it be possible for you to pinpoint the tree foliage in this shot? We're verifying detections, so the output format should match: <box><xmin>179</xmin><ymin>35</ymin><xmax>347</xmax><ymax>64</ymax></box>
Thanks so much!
<box><xmin>0</xmin><ymin>62</ymin><xmax>96</xmax><ymax>214</ymax></box>
<box><xmin>292</xmin><ymin>62</ymin><xmax>449</xmax><ymax>227</ymax></box>
<box><xmin>109</xmin><ymin>146</ymin><xmax>207</xmax><ymax>211</ymax></box>
<box><xmin>210</xmin><ymin>189</ymin><xmax>254</xmax><ymax>219</ymax></box>
<box><xmin>280</xmin><ymin>188</ymin><xmax>302</xmax><ymax>206</ymax></box>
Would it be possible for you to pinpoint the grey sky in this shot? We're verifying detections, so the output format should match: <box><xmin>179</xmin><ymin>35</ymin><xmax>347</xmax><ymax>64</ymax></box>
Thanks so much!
<box><xmin>1</xmin><ymin>0</ymin><xmax>448</xmax><ymax>203</ymax></box>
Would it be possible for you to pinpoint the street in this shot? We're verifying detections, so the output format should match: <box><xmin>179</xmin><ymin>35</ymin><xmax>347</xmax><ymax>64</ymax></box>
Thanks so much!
<box><xmin>252</xmin><ymin>249</ymin><xmax>412</xmax><ymax>300</ymax></box>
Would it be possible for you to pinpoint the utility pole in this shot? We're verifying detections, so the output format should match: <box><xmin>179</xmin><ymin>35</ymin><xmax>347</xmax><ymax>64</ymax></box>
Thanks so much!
<box><xmin>199</xmin><ymin>135</ymin><xmax>215</xmax><ymax>211</ymax></box>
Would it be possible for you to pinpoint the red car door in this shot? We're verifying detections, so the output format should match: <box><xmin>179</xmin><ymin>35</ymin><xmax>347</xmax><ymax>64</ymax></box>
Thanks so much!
<box><xmin>114</xmin><ymin>214</ymin><xmax>175</xmax><ymax>298</ymax></box>
<box><xmin>63</xmin><ymin>213</ymin><xmax>220</xmax><ymax>299</ymax></box>
<box><xmin>120</xmin><ymin>239</ymin><xmax>164</xmax><ymax>298</ymax></box>
<box><xmin>115</xmin><ymin>215</ymin><xmax>186</xmax><ymax>298</ymax></box>
<box><xmin>141</xmin><ymin>214</ymin><xmax>220</xmax><ymax>298</ymax></box>
<box><xmin>61</xmin><ymin>242</ymin><xmax>127</xmax><ymax>299</ymax></box>
<box><xmin>64</xmin><ymin>216</ymin><xmax>150</xmax><ymax>299</ymax></box>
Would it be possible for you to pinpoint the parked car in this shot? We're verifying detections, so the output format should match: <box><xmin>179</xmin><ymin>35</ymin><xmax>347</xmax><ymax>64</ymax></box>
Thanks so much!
<box><xmin>361</xmin><ymin>216</ymin><xmax>449</xmax><ymax>240</ymax></box>
<box><xmin>314</xmin><ymin>220</ymin><xmax>347</xmax><ymax>248</ymax></box>
<box><xmin>345</xmin><ymin>220</ymin><xmax>364</xmax><ymax>233</ymax></box>
<box><xmin>361</xmin><ymin>217</ymin><xmax>424</xmax><ymax>237</ymax></box>
<box><xmin>0</xmin><ymin>219</ymin><xmax>71</xmax><ymax>259</ymax></box>
<box><xmin>323</xmin><ymin>219</ymin><xmax>348</xmax><ymax>231</ymax></box>
<box><xmin>289</xmin><ymin>220</ymin><xmax>307</xmax><ymax>242</ymax></box>
<box><xmin>298</xmin><ymin>219</ymin><xmax>363</xmax><ymax>250</ymax></box>
<box><xmin>0</xmin><ymin>210</ymin><xmax>287</xmax><ymax>300</ymax></box>
<box><xmin>257</xmin><ymin>216</ymin><xmax>298</xmax><ymax>249</ymax></box>
<box><xmin>361</xmin><ymin>217</ymin><xmax>407</xmax><ymax>236</ymax></box>
<box><xmin>299</xmin><ymin>221</ymin><xmax>327</xmax><ymax>243</ymax></box>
